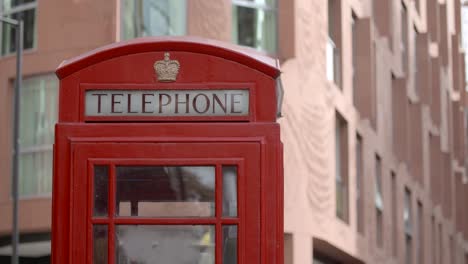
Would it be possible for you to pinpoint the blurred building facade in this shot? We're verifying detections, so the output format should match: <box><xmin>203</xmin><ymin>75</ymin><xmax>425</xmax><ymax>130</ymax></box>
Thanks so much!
<box><xmin>0</xmin><ymin>0</ymin><xmax>467</xmax><ymax>263</ymax></box>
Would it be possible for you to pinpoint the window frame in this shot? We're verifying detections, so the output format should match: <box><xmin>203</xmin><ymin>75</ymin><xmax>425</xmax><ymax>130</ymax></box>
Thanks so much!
<box><xmin>232</xmin><ymin>0</ymin><xmax>278</xmax><ymax>54</ymax></box>
<box><xmin>0</xmin><ymin>0</ymin><xmax>37</xmax><ymax>56</ymax></box>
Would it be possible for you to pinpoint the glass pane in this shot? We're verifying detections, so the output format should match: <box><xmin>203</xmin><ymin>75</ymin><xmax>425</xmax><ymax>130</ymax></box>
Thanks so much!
<box><xmin>222</xmin><ymin>166</ymin><xmax>237</xmax><ymax>217</ymax></box>
<box><xmin>94</xmin><ymin>165</ymin><xmax>109</xmax><ymax>217</ymax></box>
<box><xmin>222</xmin><ymin>225</ymin><xmax>237</xmax><ymax>264</ymax></box>
<box><xmin>18</xmin><ymin>150</ymin><xmax>53</xmax><ymax>196</ymax></box>
<box><xmin>116</xmin><ymin>166</ymin><xmax>215</xmax><ymax>217</ymax></box>
<box><xmin>93</xmin><ymin>225</ymin><xmax>108</xmax><ymax>264</ymax></box>
<box><xmin>121</xmin><ymin>0</ymin><xmax>186</xmax><ymax>40</ymax></box>
<box><xmin>2</xmin><ymin>0</ymin><xmax>35</xmax><ymax>11</ymax></box>
<box><xmin>19</xmin><ymin>75</ymin><xmax>58</xmax><ymax>148</ymax></box>
<box><xmin>232</xmin><ymin>5</ymin><xmax>277</xmax><ymax>53</ymax></box>
<box><xmin>1</xmin><ymin>16</ymin><xmax>14</xmax><ymax>55</ymax></box>
<box><xmin>116</xmin><ymin>225</ymin><xmax>214</xmax><ymax>264</ymax></box>
<box><xmin>16</xmin><ymin>75</ymin><xmax>58</xmax><ymax>197</ymax></box>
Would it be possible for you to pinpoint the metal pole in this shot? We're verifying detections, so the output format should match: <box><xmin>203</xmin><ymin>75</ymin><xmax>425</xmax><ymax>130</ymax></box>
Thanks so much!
<box><xmin>9</xmin><ymin>18</ymin><xmax>22</xmax><ymax>264</ymax></box>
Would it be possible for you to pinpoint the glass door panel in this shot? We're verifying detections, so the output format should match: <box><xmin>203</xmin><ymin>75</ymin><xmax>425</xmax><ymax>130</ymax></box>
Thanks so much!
<box><xmin>115</xmin><ymin>166</ymin><xmax>215</xmax><ymax>217</ymax></box>
<box><xmin>116</xmin><ymin>225</ymin><xmax>215</xmax><ymax>264</ymax></box>
<box><xmin>74</xmin><ymin>142</ymin><xmax>259</xmax><ymax>264</ymax></box>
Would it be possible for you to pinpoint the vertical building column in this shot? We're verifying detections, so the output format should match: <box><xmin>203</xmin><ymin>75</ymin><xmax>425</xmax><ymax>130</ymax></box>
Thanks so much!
<box><xmin>293</xmin><ymin>233</ymin><xmax>313</xmax><ymax>264</ymax></box>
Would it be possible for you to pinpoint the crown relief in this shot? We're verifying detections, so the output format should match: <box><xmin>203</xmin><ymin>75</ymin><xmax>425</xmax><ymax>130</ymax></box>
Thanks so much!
<box><xmin>154</xmin><ymin>52</ymin><xmax>180</xmax><ymax>82</ymax></box>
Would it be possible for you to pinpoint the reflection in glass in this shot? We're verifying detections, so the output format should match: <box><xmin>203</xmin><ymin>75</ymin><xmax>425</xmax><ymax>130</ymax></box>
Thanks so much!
<box><xmin>121</xmin><ymin>0</ymin><xmax>186</xmax><ymax>40</ymax></box>
<box><xmin>116</xmin><ymin>225</ymin><xmax>214</xmax><ymax>264</ymax></box>
<box><xmin>222</xmin><ymin>225</ymin><xmax>238</xmax><ymax>264</ymax></box>
<box><xmin>93</xmin><ymin>225</ymin><xmax>108</xmax><ymax>264</ymax></box>
<box><xmin>116</xmin><ymin>166</ymin><xmax>215</xmax><ymax>217</ymax></box>
<box><xmin>232</xmin><ymin>1</ymin><xmax>277</xmax><ymax>53</ymax></box>
<box><xmin>18</xmin><ymin>74</ymin><xmax>58</xmax><ymax>196</ymax></box>
<box><xmin>222</xmin><ymin>166</ymin><xmax>238</xmax><ymax>217</ymax></box>
<box><xmin>1</xmin><ymin>8</ymin><xmax>36</xmax><ymax>55</ymax></box>
<box><xmin>94</xmin><ymin>165</ymin><xmax>109</xmax><ymax>217</ymax></box>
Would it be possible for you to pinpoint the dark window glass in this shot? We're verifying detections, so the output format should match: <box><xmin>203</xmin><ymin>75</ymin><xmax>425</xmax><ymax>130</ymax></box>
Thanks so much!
<box><xmin>94</xmin><ymin>165</ymin><xmax>109</xmax><ymax>217</ymax></box>
<box><xmin>1</xmin><ymin>9</ymin><xmax>36</xmax><ymax>55</ymax></box>
<box><xmin>222</xmin><ymin>225</ymin><xmax>238</xmax><ymax>264</ymax></box>
<box><xmin>356</xmin><ymin>134</ymin><xmax>364</xmax><ymax>233</ymax></box>
<box><xmin>335</xmin><ymin>112</ymin><xmax>348</xmax><ymax>222</ymax></box>
<box><xmin>93</xmin><ymin>225</ymin><xmax>108</xmax><ymax>264</ymax></box>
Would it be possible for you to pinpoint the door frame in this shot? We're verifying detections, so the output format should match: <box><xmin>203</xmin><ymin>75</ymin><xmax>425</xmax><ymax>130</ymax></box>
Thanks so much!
<box><xmin>74</xmin><ymin>142</ymin><xmax>259</xmax><ymax>264</ymax></box>
<box><xmin>53</xmin><ymin>123</ymin><xmax>282</xmax><ymax>264</ymax></box>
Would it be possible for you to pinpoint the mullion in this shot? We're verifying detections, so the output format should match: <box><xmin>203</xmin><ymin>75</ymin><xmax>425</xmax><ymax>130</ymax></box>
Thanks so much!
<box><xmin>112</xmin><ymin>218</ymin><xmax>222</xmax><ymax>225</ymax></box>
<box><xmin>108</xmin><ymin>164</ymin><xmax>116</xmax><ymax>264</ymax></box>
<box><xmin>216</xmin><ymin>164</ymin><xmax>223</xmax><ymax>264</ymax></box>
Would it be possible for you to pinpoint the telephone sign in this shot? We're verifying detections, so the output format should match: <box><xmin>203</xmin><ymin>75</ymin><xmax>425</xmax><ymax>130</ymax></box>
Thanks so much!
<box><xmin>52</xmin><ymin>37</ymin><xmax>283</xmax><ymax>264</ymax></box>
<box><xmin>85</xmin><ymin>89</ymin><xmax>250</xmax><ymax>117</ymax></box>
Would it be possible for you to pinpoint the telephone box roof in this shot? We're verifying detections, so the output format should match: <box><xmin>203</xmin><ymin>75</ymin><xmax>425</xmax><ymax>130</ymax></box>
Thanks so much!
<box><xmin>56</xmin><ymin>36</ymin><xmax>281</xmax><ymax>79</ymax></box>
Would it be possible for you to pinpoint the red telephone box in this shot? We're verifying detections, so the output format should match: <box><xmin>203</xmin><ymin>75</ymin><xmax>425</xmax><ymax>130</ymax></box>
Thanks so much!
<box><xmin>52</xmin><ymin>37</ymin><xmax>283</xmax><ymax>264</ymax></box>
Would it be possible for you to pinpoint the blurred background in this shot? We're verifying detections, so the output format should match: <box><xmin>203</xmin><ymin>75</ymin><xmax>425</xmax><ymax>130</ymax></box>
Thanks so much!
<box><xmin>0</xmin><ymin>0</ymin><xmax>468</xmax><ymax>263</ymax></box>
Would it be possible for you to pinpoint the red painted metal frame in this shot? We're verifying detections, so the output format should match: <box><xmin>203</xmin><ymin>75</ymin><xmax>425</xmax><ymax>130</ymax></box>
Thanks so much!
<box><xmin>53</xmin><ymin>123</ymin><xmax>282</xmax><ymax>264</ymax></box>
<box><xmin>53</xmin><ymin>37</ymin><xmax>283</xmax><ymax>264</ymax></box>
<box><xmin>79</xmin><ymin>82</ymin><xmax>256</xmax><ymax>122</ymax></box>
<box><xmin>68</xmin><ymin>137</ymin><xmax>261</xmax><ymax>264</ymax></box>
<box><xmin>84</xmin><ymin>157</ymin><xmax>246</xmax><ymax>264</ymax></box>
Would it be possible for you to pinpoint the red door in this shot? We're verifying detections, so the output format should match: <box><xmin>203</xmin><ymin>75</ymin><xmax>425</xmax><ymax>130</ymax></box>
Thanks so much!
<box><xmin>70</xmin><ymin>142</ymin><xmax>260</xmax><ymax>264</ymax></box>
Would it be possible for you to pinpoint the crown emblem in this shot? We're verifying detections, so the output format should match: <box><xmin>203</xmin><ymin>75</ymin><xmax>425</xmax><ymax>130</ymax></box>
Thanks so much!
<box><xmin>154</xmin><ymin>52</ymin><xmax>180</xmax><ymax>82</ymax></box>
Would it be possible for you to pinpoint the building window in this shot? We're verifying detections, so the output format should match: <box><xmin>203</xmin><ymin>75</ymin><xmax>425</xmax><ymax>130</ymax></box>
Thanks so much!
<box><xmin>356</xmin><ymin>134</ymin><xmax>364</xmax><ymax>233</ymax></box>
<box><xmin>121</xmin><ymin>0</ymin><xmax>187</xmax><ymax>40</ymax></box>
<box><xmin>404</xmin><ymin>188</ymin><xmax>413</xmax><ymax>264</ymax></box>
<box><xmin>432</xmin><ymin>215</ymin><xmax>436</xmax><ymax>264</ymax></box>
<box><xmin>391</xmin><ymin>171</ymin><xmax>398</xmax><ymax>256</ymax></box>
<box><xmin>232</xmin><ymin>0</ymin><xmax>277</xmax><ymax>54</ymax></box>
<box><xmin>413</xmin><ymin>26</ymin><xmax>419</xmax><ymax>95</ymax></box>
<box><xmin>416</xmin><ymin>201</ymin><xmax>424</xmax><ymax>264</ymax></box>
<box><xmin>351</xmin><ymin>11</ymin><xmax>357</xmax><ymax>100</ymax></box>
<box><xmin>439</xmin><ymin>223</ymin><xmax>443</xmax><ymax>264</ymax></box>
<box><xmin>335</xmin><ymin>112</ymin><xmax>348</xmax><ymax>223</ymax></box>
<box><xmin>18</xmin><ymin>74</ymin><xmax>58</xmax><ymax>196</ymax></box>
<box><xmin>449</xmin><ymin>235</ymin><xmax>455</xmax><ymax>264</ymax></box>
<box><xmin>327</xmin><ymin>0</ymin><xmax>341</xmax><ymax>87</ymax></box>
<box><xmin>0</xmin><ymin>0</ymin><xmax>37</xmax><ymax>55</ymax></box>
<box><xmin>401</xmin><ymin>2</ymin><xmax>408</xmax><ymax>74</ymax></box>
<box><xmin>375</xmin><ymin>155</ymin><xmax>383</xmax><ymax>247</ymax></box>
